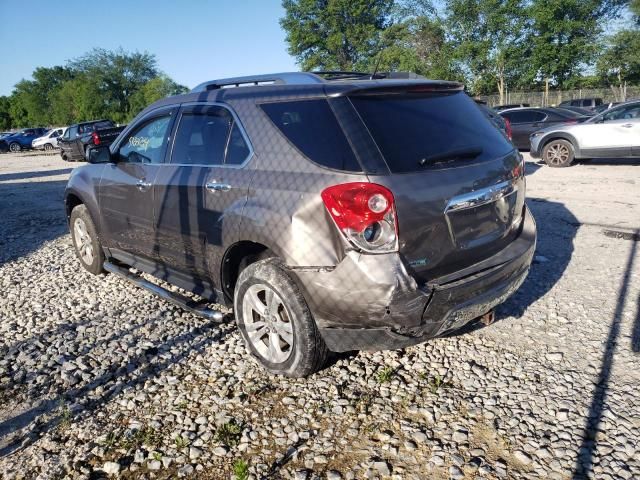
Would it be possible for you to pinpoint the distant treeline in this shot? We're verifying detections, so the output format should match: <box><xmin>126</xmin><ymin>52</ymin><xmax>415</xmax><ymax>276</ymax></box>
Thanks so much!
<box><xmin>281</xmin><ymin>0</ymin><xmax>640</xmax><ymax>103</ymax></box>
<box><xmin>0</xmin><ymin>48</ymin><xmax>188</xmax><ymax>130</ymax></box>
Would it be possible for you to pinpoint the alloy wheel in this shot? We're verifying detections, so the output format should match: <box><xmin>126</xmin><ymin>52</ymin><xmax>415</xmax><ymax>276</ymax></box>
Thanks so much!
<box><xmin>73</xmin><ymin>218</ymin><xmax>94</xmax><ymax>265</ymax></box>
<box><xmin>9</xmin><ymin>143</ymin><xmax>20</xmax><ymax>153</ymax></box>
<box><xmin>242</xmin><ymin>284</ymin><xmax>294</xmax><ymax>363</ymax></box>
<box><xmin>546</xmin><ymin>143</ymin><xmax>570</xmax><ymax>166</ymax></box>
<box><xmin>44</xmin><ymin>143</ymin><xmax>53</xmax><ymax>151</ymax></box>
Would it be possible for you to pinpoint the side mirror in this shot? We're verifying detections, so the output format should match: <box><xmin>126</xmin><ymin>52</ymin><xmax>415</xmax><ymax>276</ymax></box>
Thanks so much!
<box><xmin>87</xmin><ymin>145</ymin><xmax>114</xmax><ymax>164</ymax></box>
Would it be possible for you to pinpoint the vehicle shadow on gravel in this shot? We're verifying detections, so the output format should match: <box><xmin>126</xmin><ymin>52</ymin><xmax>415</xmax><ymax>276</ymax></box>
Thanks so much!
<box><xmin>0</xmin><ymin>316</ymin><xmax>233</xmax><ymax>457</ymax></box>
<box><xmin>496</xmin><ymin>197</ymin><xmax>577</xmax><ymax>321</ymax></box>
<box><xmin>0</xmin><ymin>179</ymin><xmax>68</xmax><ymax>265</ymax></box>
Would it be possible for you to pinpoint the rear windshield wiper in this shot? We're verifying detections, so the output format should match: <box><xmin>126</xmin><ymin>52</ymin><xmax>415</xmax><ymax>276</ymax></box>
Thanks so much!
<box><xmin>419</xmin><ymin>146</ymin><xmax>483</xmax><ymax>166</ymax></box>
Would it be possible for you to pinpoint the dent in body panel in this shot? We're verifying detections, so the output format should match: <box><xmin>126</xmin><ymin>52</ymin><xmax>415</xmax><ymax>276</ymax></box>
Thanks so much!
<box><xmin>292</xmin><ymin>250</ymin><xmax>432</xmax><ymax>330</ymax></box>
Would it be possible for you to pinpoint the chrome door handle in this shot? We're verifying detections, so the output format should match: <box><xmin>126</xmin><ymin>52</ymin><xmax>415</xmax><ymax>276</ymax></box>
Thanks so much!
<box><xmin>136</xmin><ymin>179</ymin><xmax>152</xmax><ymax>191</ymax></box>
<box><xmin>622</xmin><ymin>123</ymin><xmax>633</xmax><ymax>128</ymax></box>
<box><xmin>206</xmin><ymin>181</ymin><xmax>232</xmax><ymax>192</ymax></box>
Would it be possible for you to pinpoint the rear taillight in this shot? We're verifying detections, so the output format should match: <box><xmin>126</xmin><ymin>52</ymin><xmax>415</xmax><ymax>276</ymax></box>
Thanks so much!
<box><xmin>504</xmin><ymin>117</ymin><xmax>513</xmax><ymax>140</ymax></box>
<box><xmin>321</xmin><ymin>182</ymin><xmax>398</xmax><ymax>253</ymax></box>
<box><xmin>91</xmin><ymin>131</ymin><xmax>100</xmax><ymax>145</ymax></box>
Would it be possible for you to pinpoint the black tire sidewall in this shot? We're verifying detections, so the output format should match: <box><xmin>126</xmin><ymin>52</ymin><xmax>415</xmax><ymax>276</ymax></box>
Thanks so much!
<box><xmin>543</xmin><ymin>139</ymin><xmax>574</xmax><ymax>168</ymax></box>
<box><xmin>70</xmin><ymin>205</ymin><xmax>105</xmax><ymax>275</ymax></box>
<box><xmin>234</xmin><ymin>259</ymin><xmax>327</xmax><ymax>377</ymax></box>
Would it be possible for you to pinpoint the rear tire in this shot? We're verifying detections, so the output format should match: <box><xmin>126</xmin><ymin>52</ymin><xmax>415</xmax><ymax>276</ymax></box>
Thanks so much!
<box><xmin>234</xmin><ymin>259</ymin><xmax>328</xmax><ymax>377</ymax></box>
<box><xmin>543</xmin><ymin>139</ymin><xmax>575</xmax><ymax>167</ymax></box>
<box><xmin>70</xmin><ymin>204</ymin><xmax>105</xmax><ymax>275</ymax></box>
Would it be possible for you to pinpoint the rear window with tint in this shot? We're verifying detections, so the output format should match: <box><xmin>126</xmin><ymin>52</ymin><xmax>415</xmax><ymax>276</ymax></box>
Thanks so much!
<box><xmin>260</xmin><ymin>99</ymin><xmax>362</xmax><ymax>172</ymax></box>
<box><xmin>351</xmin><ymin>92</ymin><xmax>513</xmax><ymax>173</ymax></box>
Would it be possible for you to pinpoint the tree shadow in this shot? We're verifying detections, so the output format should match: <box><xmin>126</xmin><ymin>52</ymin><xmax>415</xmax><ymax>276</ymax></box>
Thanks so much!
<box><xmin>633</xmin><ymin>292</ymin><xmax>640</xmax><ymax>353</ymax></box>
<box><xmin>0</xmin><ymin>314</ymin><xmax>233</xmax><ymax>457</ymax></box>
<box><xmin>0</xmin><ymin>168</ymin><xmax>73</xmax><ymax>182</ymax></box>
<box><xmin>572</xmin><ymin>231</ymin><xmax>637</xmax><ymax>479</ymax></box>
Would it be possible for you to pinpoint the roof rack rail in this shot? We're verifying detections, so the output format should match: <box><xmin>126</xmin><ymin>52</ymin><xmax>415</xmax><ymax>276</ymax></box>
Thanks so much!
<box><xmin>190</xmin><ymin>71</ymin><xmax>428</xmax><ymax>93</ymax></box>
<box><xmin>191</xmin><ymin>72</ymin><xmax>325</xmax><ymax>92</ymax></box>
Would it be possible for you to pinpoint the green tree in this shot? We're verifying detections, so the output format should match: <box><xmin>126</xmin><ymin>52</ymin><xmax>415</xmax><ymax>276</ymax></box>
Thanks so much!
<box><xmin>597</xmin><ymin>29</ymin><xmax>640</xmax><ymax>100</ymax></box>
<box><xmin>50</xmin><ymin>75</ymin><xmax>104</xmax><ymax>125</ymax></box>
<box><xmin>445</xmin><ymin>0</ymin><xmax>529</xmax><ymax>99</ymax></box>
<box><xmin>0</xmin><ymin>96</ymin><xmax>12</xmax><ymax>130</ymax></box>
<box><xmin>376</xmin><ymin>2</ymin><xmax>462</xmax><ymax>80</ymax></box>
<box><xmin>127</xmin><ymin>75</ymin><xmax>188</xmax><ymax>120</ymax></box>
<box><xmin>68</xmin><ymin>48</ymin><xmax>160</xmax><ymax>122</ymax></box>
<box><xmin>7</xmin><ymin>66</ymin><xmax>73</xmax><ymax>127</ymax></box>
<box><xmin>526</xmin><ymin>0</ymin><xmax>627</xmax><ymax>91</ymax></box>
<box><xmin>281</xmin><ymin>0</ymin><xmax>394</xmax><ymax>71</ymax></box>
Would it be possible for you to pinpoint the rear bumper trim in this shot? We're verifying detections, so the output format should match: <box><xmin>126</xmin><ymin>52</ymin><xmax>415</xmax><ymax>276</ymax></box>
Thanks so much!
<box><xmin>316</xmin><ymin>207</ymin><xmax>536</xmax><ymax>352</ymax></box>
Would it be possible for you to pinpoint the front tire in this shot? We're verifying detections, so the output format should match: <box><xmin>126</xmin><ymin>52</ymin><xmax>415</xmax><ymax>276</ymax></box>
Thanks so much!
<box><xmin>543</xmin><ymin>139</ymin><xmax>575</xmax><ymax>167</ymax></box>
<box><xmin>70</xmin><ymin>204</ymin><xmax>105</xmax><ymax>275</ymax></box>
<box><xmin>9</xmin><ymin>142</ymin><xmax>21</xmax><ymax>153</ymax></box>
<box><xmin>44</xmin><ymin>143</ymin><xmax>54</xmax><ymax>151</ymax></box>
<box><xmin>234</xmin><ymin>259</ymin><xmax>328</xmax><ymax>377</ymax></box>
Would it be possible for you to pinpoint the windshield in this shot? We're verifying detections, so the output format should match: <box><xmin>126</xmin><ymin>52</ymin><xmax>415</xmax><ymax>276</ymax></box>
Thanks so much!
<box><xmin>350</xmin><ymin>91</ymin><xmax>513</xmax><ymax>173</ymax></box>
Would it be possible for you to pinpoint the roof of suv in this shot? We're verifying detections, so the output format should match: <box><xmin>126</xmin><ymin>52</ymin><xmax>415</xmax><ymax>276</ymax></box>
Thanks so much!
<box><xmin>142</xmin><ymin>71</ymin><xmax>464</xmax><ymax>115</ymax></box>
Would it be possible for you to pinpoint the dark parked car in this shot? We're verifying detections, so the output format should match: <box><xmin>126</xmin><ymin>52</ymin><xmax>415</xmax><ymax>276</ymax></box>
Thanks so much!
<box><xmin>59</xmin><ymin>119</ymin><xmax>125</xmax><ymax>162</ymax></box>
<box><xmin>495</xmin><ymin>103</ymin><xmax>530</xmax><ymax>111</ymax></box>
<box><xmin>0</xmin><ymin>128</ymin><xmax>48</xmax><ymax>152</ymax></box>
<box><xmin>65</xmin><ymin>71</ymin><xmax>536</xmax><ymax>377</ymax></box>
<box><xmin>559</xmin><ymin>97</ymin><xmax>603</xmax><ymax>111</ymax></box>
<box><xmin>476</xmin><ymin>102</ymin><xmax>512</xmax><ymax>141</ymax></box>
<box><xmin>499</xmin><ymin>107</ymin><xmax>587</xmax><ymax>150</ymax></box>
<box><xmin>556</xmin><ymin>105</ymin><xmax>593</xmax><ymax>117</ymax></box>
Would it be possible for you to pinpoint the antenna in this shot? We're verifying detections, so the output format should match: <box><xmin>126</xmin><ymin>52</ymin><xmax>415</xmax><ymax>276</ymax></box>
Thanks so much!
<box><xmin>370</xmin><ymin>54</ymin><xmax>383</xmax><ymax>80</ymax></box>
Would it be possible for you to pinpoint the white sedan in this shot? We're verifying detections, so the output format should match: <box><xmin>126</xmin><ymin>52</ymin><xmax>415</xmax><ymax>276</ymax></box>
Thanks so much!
<box><xmin>530</xmin><ymin>100</ymin><xmax>640</xmax><ymax>167</ymax></box>
<box><xmin>32</xmin><ymin>127</ymin><xmax>67</xmax><ymax>151</ymax></box>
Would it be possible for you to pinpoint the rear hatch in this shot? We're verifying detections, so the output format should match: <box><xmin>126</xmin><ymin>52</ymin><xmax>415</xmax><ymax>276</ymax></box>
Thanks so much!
<box><xmin>348</xmin><ymin>89</ymin><xmax>525</xmax><ymax>282</ymax></box>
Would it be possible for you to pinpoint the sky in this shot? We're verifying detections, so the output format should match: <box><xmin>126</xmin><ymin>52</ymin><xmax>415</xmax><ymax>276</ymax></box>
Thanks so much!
<box><xmin>0</xmin><ymin>0</ymin><xmax>298</xmax><ymax>96</ymax></box>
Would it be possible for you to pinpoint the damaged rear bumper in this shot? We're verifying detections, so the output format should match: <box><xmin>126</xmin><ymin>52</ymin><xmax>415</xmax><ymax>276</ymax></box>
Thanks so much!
<box><xmin>291</xmin><ymin>206</ymin><xmax>536</xmax><ymax>352</ymax></box>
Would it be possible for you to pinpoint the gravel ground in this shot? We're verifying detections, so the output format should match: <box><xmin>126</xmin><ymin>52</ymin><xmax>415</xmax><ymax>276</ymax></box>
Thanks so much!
<box><xmin>0</xmin><ymin>152</ymin><xmax>638</xmax><ymax>480</ymax></box>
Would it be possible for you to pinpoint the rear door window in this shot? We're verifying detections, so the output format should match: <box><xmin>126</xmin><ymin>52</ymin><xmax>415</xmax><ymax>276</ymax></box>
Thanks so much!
<box><xmin>350</xmin><ymin>92</ymin><xmax>512</xmax><ymax>173</ymax></box>
<box><xmin>171</xmin><ymin>109</ymin><xmax>232</xmax><ymax>166</ymax></box>
<box><xmin>260</xmin><ymin>99</ymin><xmax>361</xmax><ymax>172</ymax></box>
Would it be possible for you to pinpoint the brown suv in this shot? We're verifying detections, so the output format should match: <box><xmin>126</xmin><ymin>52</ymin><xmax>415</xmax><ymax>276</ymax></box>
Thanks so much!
<box><xmin>65</xmin><ymin>72</ymin><xmax>536</xmax><ymax>377</ymax></box>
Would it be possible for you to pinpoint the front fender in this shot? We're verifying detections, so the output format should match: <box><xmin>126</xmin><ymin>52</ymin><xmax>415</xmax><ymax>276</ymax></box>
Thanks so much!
<box><xmin>64</xmin><ymin>164</ymin><xmax>105</xmax><ymax>234</ymax></box>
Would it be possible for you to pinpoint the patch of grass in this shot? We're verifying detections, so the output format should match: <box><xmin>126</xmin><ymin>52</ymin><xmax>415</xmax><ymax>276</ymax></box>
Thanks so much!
<box><xmin>376</xmin><ymin>366</ymin><xmax>395</xmax><ymax>383</ymax></box>
<box><xmin>177</xmin><ymin>400</ymin><xmax>189</xmax><ymax>410</ymax></box>
<box><xmin>232</xmin><ymin>458</ymin><xmax>250</xmax><ymax>480</ymax></box>
<box><xmin>174</xmin><ymin>435</ymin><xmax>189</xmax><ymax>450</ymax></box>
<box><xmin>471</xmin><ymin>421</ymin><xmax>530</xmax><ymax>472</ymax></box>
<box><xmin>151</xmin><ymin>451</ymin><xmax>162</xmax><ymax>461</ymax></box>
<box><xmin>215</xmin><ymin>419</ymin><xmax>244</xmax><ymax>447</ymax></box>
<box><xmin>57</xmin><ymin>399</ymin><xmax>72</xmax><ymax>430</ymax></box>
<box><xmin>119</xmin><ymin>426</ymin><xmax>161</xmax><ymax>450</ymax></box>
<box><xmin>427</xmin><ymin>373</ymin><xmax>452</xmax><ymax>394</ymax></box>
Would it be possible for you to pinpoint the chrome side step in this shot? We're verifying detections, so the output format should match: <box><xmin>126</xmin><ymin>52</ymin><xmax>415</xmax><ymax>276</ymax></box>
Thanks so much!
<box><xmin>103</xmin><ymin>261</ymin><xmax>226</xmax><ymax>322</ymax></box>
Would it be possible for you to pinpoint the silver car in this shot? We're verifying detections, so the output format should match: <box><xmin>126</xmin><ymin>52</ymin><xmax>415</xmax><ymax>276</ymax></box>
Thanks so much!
<box><xmin>530</xmin><ymin>100</ymin><xmax>640</xmax><ymax>167</ymax></box>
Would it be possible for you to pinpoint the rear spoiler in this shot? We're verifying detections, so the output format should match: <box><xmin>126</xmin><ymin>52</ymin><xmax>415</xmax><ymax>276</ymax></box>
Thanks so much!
<box><xmin>326</xmin><ymin>81</ymin><xmax>465</xmax><ymax>97</ymax></box>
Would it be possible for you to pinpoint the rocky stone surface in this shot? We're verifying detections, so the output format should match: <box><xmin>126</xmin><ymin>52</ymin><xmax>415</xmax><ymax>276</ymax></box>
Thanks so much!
<box><xmin>0</xmin><ymin>152</ymin><xmax>639</xmax><ymax>479</ymax></box>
